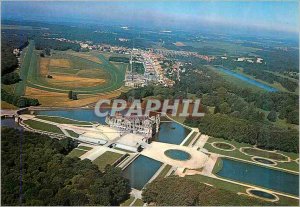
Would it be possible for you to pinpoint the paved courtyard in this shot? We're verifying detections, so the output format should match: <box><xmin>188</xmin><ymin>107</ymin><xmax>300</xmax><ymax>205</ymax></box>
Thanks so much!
<box><xmin>141</xmin><ymin>142</ymin><xmax>208</xmax><ymax>169</ymax></box>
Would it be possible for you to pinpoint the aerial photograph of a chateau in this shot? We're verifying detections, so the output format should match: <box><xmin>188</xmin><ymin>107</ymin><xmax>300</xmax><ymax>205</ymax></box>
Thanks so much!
<box><xmin>1</xmin><ymin>1</ymin><xmax>299</xmax><ymax>206</ymax></box>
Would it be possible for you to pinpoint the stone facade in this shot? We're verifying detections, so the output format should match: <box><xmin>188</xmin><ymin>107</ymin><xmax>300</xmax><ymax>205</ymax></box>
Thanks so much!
<box><xmin>105</xmin><ymin>113</ymin><xmax>160</xmax><ymax>139</ymax></box>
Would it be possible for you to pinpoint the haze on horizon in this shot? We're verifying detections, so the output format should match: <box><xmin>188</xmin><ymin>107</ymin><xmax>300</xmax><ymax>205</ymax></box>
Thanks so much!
<box><xmin>2</xmin><ymin>1</ymin><xmax>299</xmax><ymax>37</ymax></box>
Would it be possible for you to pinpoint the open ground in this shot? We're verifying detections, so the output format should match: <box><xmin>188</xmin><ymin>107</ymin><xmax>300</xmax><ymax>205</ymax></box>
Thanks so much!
<box><xmin>12</xmin><ymin>41</ymin><xmax>129</xmax><ymax>107</ymax></box>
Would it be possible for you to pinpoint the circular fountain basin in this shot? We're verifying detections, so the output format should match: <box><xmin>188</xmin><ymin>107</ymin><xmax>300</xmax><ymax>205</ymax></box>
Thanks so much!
<box><xmin>164</xmin><ymin>149</ymin><xmax>191</xmax><ymax>160</ymax></box>
<box><xmin>247</xmin><ymin>189</ymin><xmax>279</xmax><ymax>201</ymax></box>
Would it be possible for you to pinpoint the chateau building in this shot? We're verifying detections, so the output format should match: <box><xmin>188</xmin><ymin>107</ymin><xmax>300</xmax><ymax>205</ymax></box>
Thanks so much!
<box><xmin>105</xmin><ymin>112</ymin><xmax>160</xmax><ymax>140</ymax></box>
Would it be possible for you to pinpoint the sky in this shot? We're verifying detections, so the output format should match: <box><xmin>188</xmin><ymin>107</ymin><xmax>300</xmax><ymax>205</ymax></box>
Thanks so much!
<box><xmin>1</xmin><ymin>1</ymin><xmax>299</xmax><ymax>34</ymax></box>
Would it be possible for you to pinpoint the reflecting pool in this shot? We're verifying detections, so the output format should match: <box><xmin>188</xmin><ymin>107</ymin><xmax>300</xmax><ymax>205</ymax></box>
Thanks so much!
<box><xmin>217</xmin><ymin>158</ymin><xmax>299</xmax><ymax>196</ymax></box>
<box><xmin>164</xmin><ymin>149</ymin><xmax>191</xmax><ymax>160</ymax></box>
<box><xmin>122</xmin><ymin>155</ymin><xmax>162</xmax><ymax>190</ymax></box>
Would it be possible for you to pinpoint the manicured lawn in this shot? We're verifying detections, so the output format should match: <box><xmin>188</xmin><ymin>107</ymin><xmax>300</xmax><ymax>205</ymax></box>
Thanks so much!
<box><xmin>36</xmin><ymin>115</ymin><xmax>92</xmax><ymax>125</ymax></box>
<box><xmin>93</xmin><ymin>151</ymin><xmax>123</xmax><ymax>171</ymax></box>
<box><xmin>155</xmin><ymin>165</ymin><xmax>172</xmax><ymax>180</ymax></box>
<box><xmin>182</xmin><ymin>131</ymin><xmax>198</xmax><ymax>146</ymax></box>
<box><xmin>187</xmin><ymin>174</ymin><xmax>245</xmax><ymax>193</ymax></box>
<box><xmin>132</xmin><ymin>199</ymin><xmax>144</xmax><ymax>206</ymax></box>
<box><xmin>77</xmin><ymin>145</ymin><xmax>93</xmax><ymax>151</ymax></box>
<box><xmin>242</xmin><ymin>148</ymin><xmax>288</xmax><ymax>161</ymax></box>
<box><xmin>207</xmin><ymin>66</ymin><xmax>263</xmax><ymax>92</ymax></box>
<box><xmin>214</xmin><ymin>142</ymin><xmax>234</xmax><ymax>150</ymax></box>
<box><xmin>67</xmin><ymin>149</ymin><xmax>87</xmax><ymax>158</ymax></box>
<box><xmin>1</xmin><ymin>101</ymin><xmax>18</xmax><ymax>109</ymax></box>
<box><xmin>204</xmin><ymin>137</ymin><xmax>251</xmax><ymax>160</ymax></box>
<box><xmin>186</xmin><ymin>174</ymin><xmax>298</xmax><ymax>206</ymax></box>
<box><xmin>168</xmin><ymin>115</ymin><xmax>186</xmax><ymax>124</ymax></box>
<box><xmin>25</xmin><ymin>47</ymin><xmax>126</xmax><ymax>95</ymax></box>
<box><xmin>65</xmin><ymin>129</ymin><xmax>79</xmax><ymax>138</ymax></box>
<box><xmin>276</xmin><ymin>160</ymin><xmax>299</xmax><ymax>172</ymax></box>
<box><xmin>14</xmin><ymin>41</ymin><xmax>34</xmax><ymax>97</ymax></box>
<box><xmin>23</xmin><ymin>119</ymin><xmax>63</xmax><ymax>134</ymax></box>
<box><xmin>120</xmin><ymin>196</ymin><xmax>135</xmax><ymax>206</ymax></box>
<box><xmin>114</xmin><ymin>147</ymin><xmax>134</xmax><ymax>153</ymax></box>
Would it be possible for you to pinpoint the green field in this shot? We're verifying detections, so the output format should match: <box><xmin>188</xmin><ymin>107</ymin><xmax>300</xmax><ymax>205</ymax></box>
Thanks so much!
<box><xmin>77</xmin><ymin>146</ymin><xmax>93</xmax><ymax>151</ymax></box>
<box><xmin>67</xmin><ymin>148</ymin><xmax>87</xmax><ymax>158</ymax></box>
<box><xmin>92</xmin><ymin>151</ymin><xmax>123</xmax><ymax>171</ymax></box>
<box><xmin>206</xmin><ymin>65</ymin><xmax>265</xmax><ymax>92</ymax></box>
<box><xmin>155</xmin><ymin>165</ymin><xmax>172</xmax><ymax>180</ymax></box>
<box><xmin>132</xmin><ymin>199</ymin><xmax>144</xmax><ymax>206</ymax></box>
<box><xmin>120</xmin><ymin>197</ymin><xmax>135</xmax><ymax>206</ymax></box>
<box><xmin>242</xmin><ymin>148</ymin><xmax>289</xmax><ymax>161</ymax></box>
<box><xmin>14</xmin><ymin>40</ymin><xmax>35</xmax><ymax>97</ymax></box>
<box><xmin>183</xmin><ymin>40</ymin><xmax>260</xmax><ymax>55</ymax></box>
<box><xmin>234</xmin><ymin>68</ymin><xmax>291</xmax><ymax>93</ymax></box>
<box><xmin>36</xmin><ymin>115</ymin><xmax>92</xmax><ymax>125</ymax></box>
<box><xmin>186</xmin><ymin>174</ymin><xmax>298</xmax><ymax>206</ymax></box>
<box><xmin>66</xmin><ymin>129</ymin><xmax>80</xmax><ymax>138</ymax></box>
<box><xmin>16</xmin><ymin>41</ymin><xmax>126</xmax><ymax>96</ymax></box>
<box><xmin>23</xmin><ymin>119</ymin><xmax>63</xmax><ymax>135</ymax></box>
<box><xmin>182</xmin><ymin>131</ymin><xmax>198</xmax><ymax>146</ymax></box>
<box><xmin>209</xmin><ymin>65</ymin><xmax>294</xmax><ymax>94</ymax></box>
<box><xmin>27</xmin><ymin>52</ymin><xmax>126</xmax><ymax>93</ymax></box>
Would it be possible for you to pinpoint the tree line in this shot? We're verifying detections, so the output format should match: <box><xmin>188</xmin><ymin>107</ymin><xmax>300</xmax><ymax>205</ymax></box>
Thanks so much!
<box><xmin>119</xmin><ymin>63</ymin><xmax>298</xmax><ymax>153</ymax></box>
<box><xmin>34</xmin><ymin>38</ymin><xmax>80</xmax><ymax>52</ymax></box>
<box><xmin>185</xmin><ymin>113</ymin><xmax>299</xmax><ymax>153</ymax></box>
<box><xmin>212</xmin><ymin>57</ymin><xmax>298</xmax><ymax>92</ymax></box>
<box><xmin>108</xmin><ymin>56</ymin><xmax>130</xmax><ymax>63</ymax></box>
<box><xmin>142</xmin><ymin>177</ymin><xmax>276</xmax><ymax>206</ymax></box>
<box><xmin>1</xmin><ymin>128</ymin><xmax>130</xmax><ymax>206</ymax></box>
<box><xmin>1</xmin><ymin>89</ymin><xmax>39</xmax><ymax>108</ymax></box>
<box><xmin>1</xmin><ymin>33</ymin><xmax>29</xmax><ymax>85</ymax></box>
<box><xmin>243</xmin><ymin>68</ymin><xmax>298</xmax><ymax>92</ymax></box>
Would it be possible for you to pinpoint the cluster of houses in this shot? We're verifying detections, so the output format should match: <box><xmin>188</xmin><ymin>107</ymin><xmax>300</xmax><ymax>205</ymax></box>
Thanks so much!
<box><xmin>154</xmin><ymin>49</ymin><xmax>215</xmax><ymax>62</ymax></box>
<box><xmin>125</xmin><ymin>49</ymin><xmax>176</xmax><ymax>88</ymax></box>
<box><xmin>42</xmin><ymin>36</ymin><xmax>185</xmax><ymax>88</ymax></box>
<box><xmin>235</xmin><ymin>57</ymin><xmax>264</xmax><ymax>64</ymax></box>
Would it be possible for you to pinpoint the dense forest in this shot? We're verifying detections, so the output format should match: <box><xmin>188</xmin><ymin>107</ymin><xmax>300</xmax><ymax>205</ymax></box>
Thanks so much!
<box><xmin>1</xmin><ymin>33</ymin><xmax>28</xmax><ymax>75</ymax></box>
<box><xmin>142</xmin><ymin>177</ymin><xmax>275</xmax><ymax>206</ymax></box>
<box><xmin>186</xmin><ymin>114</ymin><xmax>299</xmax><ymax>153</ymax></box>
<box><xmin>242</xmin><ymin>68</ymin><xmax>298</xmax><ymax>92</ymax></box>
<box><xmin>1</xmin><ymin>31</ymin><xmax>40</xmax><ymax>107</ymax></box>
<box><xmin>1</xmin><ymin>128</ymin><xmax>130</xmax><ymax>206</ymax></box>
<box><xmin>34</xmin><ymin>38</ymin><xmax>80</xmax><ymax>52</ymax></box>
<box><xmin>108</xmin><ymin>56</ymin><xmax>130</xmax><ymax>63</ymax></box>
<box><xmin>256</xmin><ymin>48</ymin><xmax>299</xmax><ymax>72</ymax></box>
<box><xmin>119</xmin><ymin>63</ymin><xmax>299</xmax><ymax>153</ymax></box>
<box><xmin>1</xmin><ymin>89</ymin><xmax>39</xmax><ymax>108</ymax></box>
